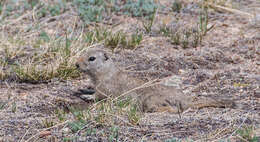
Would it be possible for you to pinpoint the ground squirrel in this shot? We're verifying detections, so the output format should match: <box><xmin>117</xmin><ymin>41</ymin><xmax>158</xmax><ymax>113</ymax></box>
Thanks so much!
<box><xmin>75</xmin><ymin>49</ymin><xmax>236</xmax><ymax>113</ymax></box>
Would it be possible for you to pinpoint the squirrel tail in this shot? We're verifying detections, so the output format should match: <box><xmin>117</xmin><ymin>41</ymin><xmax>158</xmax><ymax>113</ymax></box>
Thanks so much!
<box><xmin>191</xmin><ymin>96</ymin><xmax>237</xmax><ymax>109</ymax></box>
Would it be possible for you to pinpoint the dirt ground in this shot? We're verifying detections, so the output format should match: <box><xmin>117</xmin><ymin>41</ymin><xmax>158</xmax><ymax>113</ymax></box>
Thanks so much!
<box><xmin>0</xmin><ymin>0</ymin><xmax>260</xmax><ymax>142</ymax></box>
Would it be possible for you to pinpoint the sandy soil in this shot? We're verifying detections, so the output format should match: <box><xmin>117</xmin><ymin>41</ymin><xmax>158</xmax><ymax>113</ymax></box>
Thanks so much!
<box><xmin>0</xmin><ymin>0</ymin><xmax>259</xmax><ymax>141</ymax></box>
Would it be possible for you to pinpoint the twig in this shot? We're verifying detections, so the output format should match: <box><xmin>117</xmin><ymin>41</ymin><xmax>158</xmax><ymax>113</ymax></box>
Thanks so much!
<box><xmin>207</xmin><ymin>3</ymin><xmax>254</xmax><ymax>18</ymax></box>
<box><xmin>228</xmin><ymin>112</ymin><xmax>250</xmax><ymax>139</ymax></box>
<box><xmin>86</xmin><ymin>79</ymin><xmax>160</xmax><ymax>114</ymax></box>
<box><xmin>24</xmin><ymin>120</ymin><xmax>69</xmax><ymax>142</ymax></box>
<box><xmin>113</xmin><ymin>78</ymin><xmax>159</xmax><ymax>101</ymax></box>
<box><xmin>96</xmin><ymin>83</ymin><xmax>109</xmax><ymax>98</ymax></box>
<box><xmin>19</xmin><ymin>127</ymin><xmax>32</xmax><ymax>142</ymax></box>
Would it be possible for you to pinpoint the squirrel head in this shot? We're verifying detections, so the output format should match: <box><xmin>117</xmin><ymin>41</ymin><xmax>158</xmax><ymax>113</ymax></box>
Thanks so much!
<box><xmin>76</xmin><ymin>49</ymin><xmax>116</xmax><ymax>80</ymax></box>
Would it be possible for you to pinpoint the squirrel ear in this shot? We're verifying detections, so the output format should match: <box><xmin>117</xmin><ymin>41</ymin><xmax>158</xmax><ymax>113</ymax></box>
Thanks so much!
<box><xmin>104</xmin><ymin>53</ymin><xmax>109</xmax><ymax>61</ymax></box>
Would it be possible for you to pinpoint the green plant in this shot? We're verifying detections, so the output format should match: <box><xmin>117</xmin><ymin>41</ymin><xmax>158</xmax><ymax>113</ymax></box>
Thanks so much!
<box><xmin>84</xmin><ymin>28</ymin><xmax>110</xmax><ymax>44</ymax></box>
<box><xmin>198</xmin><ymin>8</ymin><xmax>214</xmax><ymax>36</ymax></box>
<box><xmin>165</xmin><ymin>137</ymin><xmax>181</xmax><ymax>142</ymax></box>
<box><xmin>94</xmin><ymin>100</ymin><xmax>113</xmax><ymax>124</ymax></box>
<box><xmin>167</xmin><ymin>7</ymin><xmax>212</xmax><ymax>48</ymax></box>
<box><xmin>68</xmin><ymin>121</ymin><xmax>86</xmax><ymax>133</ymax></box>
<box><xmin>95</xmin><ymin>28</ymin><xmax>111</xmax><ymax>41</ymax></box>
<box><xmin>64</xmin><ymin>35</ymin><xmax>72</xmax><ymax>58</ymax></box>
<box><xmin>128</xmin><ymin>32</ymin><xmax>143</xmax><ymax>48</ymax></box>
<box><xmin>70</xmin><ymin>107</ymin><xmax>87</xmax><ymax>121</ymax></box>
<box><xmin>191</xmin><ymin>29</ymin><xmax>201</xmax><ymax>48</ymax></box>
<box><xmin>108</xmin><ymin>126</ymin><xmax>119</xmax><ymax>142</ymax></box>
<box><xmin>142</xmin><ymin>8</ymin><xmax>156</xmax><ymax>33</ymax></box>
<box><xmin>1</xmin><ymin>1</ymin><xmax>43</xmax><ymax>19</ymax></box>
<box><xmin>68</xmin><ymin>108</ymin><xmax>89</xmax><ymax>132</ymax></box>
<box><xmin>85</xmin><ymin>128</ymin><xmax>97</xmax><ymax>136</ymax></box>
<box><xmin>63</xmin><ymin>136</ymin><xmax>79</xmax><ymax>142</ymax></box>
<box><xmin>127</xmin><ymin>103</ymin><xmax>140</xmax><ymax>125</ymax></box>
<box><xmin>39</xmin><ymin>31</ymin><xmax>50</xmax><ymax>42</ymax></box>
<box><xmin>84</xmin><ymin>31</ymin><xmax>95</xmax><ymax>44</ymax></box>
<box><xmin>13</xmin><ymin>64</ymin><xmax>49</xmax><ymax>83</ymax></box>
<box><xmin>170</xmin><ymin>32</ymin><xmax>181</xmax><ymax>45</ymax></box>
<box><xmin>169</xmin><ymin>28</ymin><xmax>202</xmax><ymax>48</ymax></box>
<box><xmin>26</xmin><ymin>0</ymin><xmax>39</xmax><ymax>9</ymax></box>
<box><xmin>116</xmin><ymin>97</ymin><xmax>131</xmax><ymax>109</ymax></box>
<box><xmin>0</xmin><ymin>102</ymin><xmax>7</xmax><ymax>110</ymax></box>
<box><xmin>236</xmin><ymin>126</ymin><xmax>259</xmax><ymax>142</ymax></box>
<box><xmin>63</xmin><ymin>97</ymin><xmax>143</xmax><ymax>140</ymax></box>
<box><xmin>11</xmin><ymin>101</ymin><xmax>16</xmax><ymax>113</ymax></box>
<box><xmin>218</xmin><ymin>139</ymin><xmax>231</xmax><ymax>142</ymax></box>
<box><xmin>35</xmin><ymin>2</ymin><xmax>66</xmax><ymax>18</ymax></box>
<box><xmin>2</xmin><ymin>4</ymin><xmax>14</xmax><ymax>18</ymax></box>
<box><xmin>12</xmin><ymin>58</ymin><xmax>79</xmax><ymax>83</ymax></box>
<box><xmin>37</xmin><ymin>6</ymin><xmax>48</xmax><ymax>18</ymax></box>
<box><xmin>42</xmin><ymin>118</ymin><xmax>55</xmax><ymax>128</ymax></box>
<box><xmin>15</xmin><ymin>0</ymin><xmax>40</xmax><ymax>10</ymax></box>
<box><xmin>182</xmin><ymin>30</ymin><xmax>191</xmax><ymax>49</ymax></box>
<box><xmin>1</xmin><ymin>48</ymin><xmax>13</xmax><ymax>66</ymax></box>
<box><xmin>73</xmin><ymin>0</ymin><xmax>105</xmax><ymax>24</ymax></box>
<box><xmin>0</xmin><ymin>3</ymin><xmax>3</xmax><ymax>15</ymax></box>
<box><xmin>55</xmin><ymin>109</ymin><xmax>67</xmax><ymax>122</ymax></box>
<box><xmin>104</xmin><ymin>31</ymin><xmax>143</xmax><ymax>50</ymax></box>
<box><xmin>0</xmin><ymin>34</ymin><xmax>82</xmax><ymax>83</ymax></box>
<box><xmin>105</xmin><ymin>31</ymin><xmax>125</xmax><ymax>49</ymax></box>
<box><xmin>160</xmin><ymin>26</ymin><xmax>171</xmax><ymax>37</ymax></box>
<box><xmin>121</xmin><ymin>0</ymin><xmax>158</xmax><ymax>18</ymax></box>
<box><xmin>171</xmin><ymin>0</ymin><xmax>182</xmax><ymax>13</ymax></box>
<box><xmin>48</xmin><ymin>3</ymin><xmax>65</xmax><ymax>16</ymax></box>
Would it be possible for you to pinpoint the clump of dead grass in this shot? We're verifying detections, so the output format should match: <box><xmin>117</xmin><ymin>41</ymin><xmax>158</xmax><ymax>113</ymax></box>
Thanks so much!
<box><xmin>1</xmin><ymin>0</ymin><xmax>259</xmax><ymax>141</ymax></box>
<box><xmin>49</xmin><ymin>97</ymin><xmax>141</xmax><ymax>141</ymax></box>
<box><xmin>0</xmin><ymin>26</ymin><xmax>144</xmax><ymax>83</ymax></box>
<box><xmin>0</xmin><ymin>34</ymin><xmax>82</xmax><ymax>83</ymax></box>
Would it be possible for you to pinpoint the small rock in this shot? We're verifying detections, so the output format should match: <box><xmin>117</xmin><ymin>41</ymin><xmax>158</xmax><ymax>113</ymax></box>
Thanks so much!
<box><xmin>162</xmin><ymin>75</ymin><xmax>182</xmax><ymax>88</ymax></box>
<box><xmin>80</xmin><ymin>95</ymin><xmax>95</xmax><ymax>101</ymax></box>
<box><xmin>231</xmin><ymin>55</ymin><xmax>242</xmax><ymax>64</ymax></box>
<box><xmin>62</xmin><ymin>127</ymin><xmax>70</xmax><ymax>134</ymax></box>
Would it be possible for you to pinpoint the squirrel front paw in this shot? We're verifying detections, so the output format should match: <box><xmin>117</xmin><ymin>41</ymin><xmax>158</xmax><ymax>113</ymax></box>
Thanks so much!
<box><xmin>73</xmin><ymin>85</ymin><xmax>96</xmax><ymax>101</ymax></box>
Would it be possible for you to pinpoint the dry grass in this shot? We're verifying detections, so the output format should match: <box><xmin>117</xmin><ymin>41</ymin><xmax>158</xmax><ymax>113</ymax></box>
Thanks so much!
<box><xmin>0</xmin><ymin>0</ymin><xmax>260</xmax><ymax>141</ymax></box>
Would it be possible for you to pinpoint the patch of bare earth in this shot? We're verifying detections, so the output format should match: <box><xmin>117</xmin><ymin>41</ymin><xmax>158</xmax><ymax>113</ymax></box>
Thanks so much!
<box><xmin>0</xmin><ymin>0</ymin><xmax>260</xmax><ymax>141</ymax></box>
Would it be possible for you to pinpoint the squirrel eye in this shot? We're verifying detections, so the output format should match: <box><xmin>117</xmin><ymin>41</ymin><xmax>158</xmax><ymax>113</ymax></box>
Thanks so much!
<box><xmin>88</xmin><ymin>56</ymin><xmax>96</xmax><ymax>61</ymax></box>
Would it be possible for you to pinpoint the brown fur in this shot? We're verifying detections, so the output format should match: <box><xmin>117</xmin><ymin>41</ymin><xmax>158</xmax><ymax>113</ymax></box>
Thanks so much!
<box><xmin>76</xmin><ymin>49</ymin><xmax>236</xmax><ymax>113</ymax></box>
